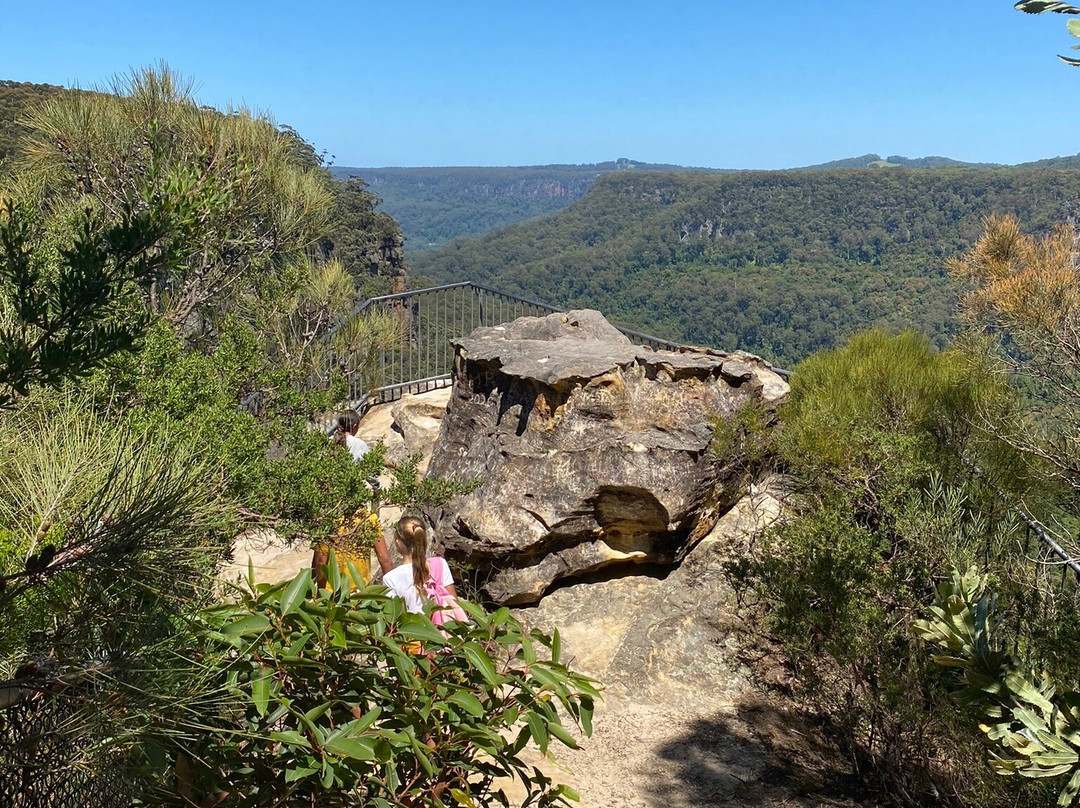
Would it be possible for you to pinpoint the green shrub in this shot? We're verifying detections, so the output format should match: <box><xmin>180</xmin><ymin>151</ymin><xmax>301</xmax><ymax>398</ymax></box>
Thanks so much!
<box><xmin>0</xmin><ymin>392</ymin><xmax>229</xmax><ymax>794</ymax></box>
<box><xmin>160</xmin><ymin>553</ymin><xmax>598</xmax><ymax>808</ymax></box>
<box><xmin>735</xmin><ymin>330</ymin><xmax>1063</xmax><ymax>806</ymax></box>
<box><xmin>90</xmin><ymin>319</ymin><xmax>384</xmax><ymax>545</ymax></box>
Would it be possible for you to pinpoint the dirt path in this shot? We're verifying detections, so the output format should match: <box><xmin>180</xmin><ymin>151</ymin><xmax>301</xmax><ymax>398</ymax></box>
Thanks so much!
<box><xmin>510</xmin><ymin>692</ymin><xmax>872</xmax><ymax>808</ymax></box>
<box><xmin>506</xmin><ymin>573</ymin><xmax>874</xmax><ymax>808</ymax></box>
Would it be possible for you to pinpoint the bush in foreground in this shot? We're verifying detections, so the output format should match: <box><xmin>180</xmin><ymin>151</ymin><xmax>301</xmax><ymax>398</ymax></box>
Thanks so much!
<box><xmin>160</xmin><ymin>554</ymin><xmax>598</xmax><ymax>808</ymax></box>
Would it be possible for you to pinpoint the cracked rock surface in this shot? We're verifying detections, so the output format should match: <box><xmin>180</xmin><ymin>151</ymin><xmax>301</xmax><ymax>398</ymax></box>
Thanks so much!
<box><xmin>425</xmin><ymin>309</ymin><xmax>788</xmax><ymax>604</ymax></box>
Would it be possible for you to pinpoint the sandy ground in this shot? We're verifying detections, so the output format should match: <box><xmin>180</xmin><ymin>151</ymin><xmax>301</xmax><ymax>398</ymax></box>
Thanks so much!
<box><xmin>500</xmin><ymin>578</ymin><xmax>872</xmax><ymax>808</ymax></box>
<box><xmin>504</xmin><ymin>691</ymin><xmax>872</xmax><ymax>808</ymax></box>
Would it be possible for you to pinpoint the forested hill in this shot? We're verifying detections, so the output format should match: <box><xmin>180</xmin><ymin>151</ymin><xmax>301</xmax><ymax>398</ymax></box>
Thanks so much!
<box><xmin>332</xmin><ymin>154</ymin><xmax>1062</xmax><ymax>253</ymax></box>
<box><xmin>409</xmin><ymin>168</ymin><xmax>1080</xmax><ymax>366</ymax></box>
<box><xmin>329</xmin><ymin>159</ymin><xmax>719</xmax><ymax>250</ymax></box>
<box><xmin>0</xmin><ymin>79</ymin><xmax>407</xmax><ymax>295</ymax></box>
<box><xmin>0</xmin><ymin>81</ymin><xmax>68</xmax><ymax>164</ymax></box>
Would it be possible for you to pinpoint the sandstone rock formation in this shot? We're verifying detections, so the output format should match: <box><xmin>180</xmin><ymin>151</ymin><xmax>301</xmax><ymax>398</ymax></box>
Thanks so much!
<box><xmin>503</xmin><ymin>476</ymin><xmax>863</xmax><ymax>808</ymax></box>
<box><xmin>219</xmin><ymin>528</ymin><xmax>312</xmax><ymax>588</ymax></box>
<box><xmin>425</xmin><ymin>309</ymin><xmax>788</xmax><ymax>604</ymax></box>
<box><xmin>364</xmin><ymin>387</ymin><xmax>452</xmax><ymax>473</ymax></box>
<box><xmin>518</xmin><ymin>475</ymin><xmax>787</xmax><ymax>697</ymax></box>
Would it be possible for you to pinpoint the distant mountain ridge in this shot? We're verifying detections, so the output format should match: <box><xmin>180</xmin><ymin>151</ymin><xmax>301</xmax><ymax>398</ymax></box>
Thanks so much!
<box><xmin>328</xmin><ymin>159</ymin><xmax>728</xmax><ymax>250</ymax></box>
<box><xmin>794</xmin><ymin>153</ymin><xmax>1000</xmax><ymax>170</ymax></box>
<box><xmin>1015</xmin><ymin>153</ymin><xmax>1080</xmax><ymax>169</ymax></box>
<box><xmin>409</xmin><ymin>166</ymin><xmax>1080</xmax><ymax>366</ymax></box>
<box><xmin>338</xmin><ymin>152</ymin><xmax>1077</xmax><ymax>250</ymax></box>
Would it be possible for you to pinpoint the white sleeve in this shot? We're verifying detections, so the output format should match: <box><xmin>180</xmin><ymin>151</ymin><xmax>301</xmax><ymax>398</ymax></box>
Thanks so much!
<box><xmin>346</xmin><ymin>434</ymin><xmax>370</xmax><ymax>462</ymax></box>
<box><xmin>382</xmin><ymin>566</ymin><xmax>407</xmax><ymax>598</ymax></box>
<box><xmin>382</xmin><ymin>574</ymin><xmax>400</xmax><ymax>599</ymax></box>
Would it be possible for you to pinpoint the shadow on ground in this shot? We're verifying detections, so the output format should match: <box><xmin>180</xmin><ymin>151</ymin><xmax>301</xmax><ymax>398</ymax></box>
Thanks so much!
<box><xmin>646</xmin><ymin>696</ymin><xmax>874</xmax><ymax>808</ymax></box>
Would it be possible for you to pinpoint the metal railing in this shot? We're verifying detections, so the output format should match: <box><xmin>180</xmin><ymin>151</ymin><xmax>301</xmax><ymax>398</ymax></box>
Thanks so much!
<box><xmin>0</xmin><ymin>670</ymin><xmax>136</xmax><ymax>808</ymax></box>
<box><xmin>1019</xmin><ymin>508</ymin><xmax>1080</xmax><ymax>589</ymax></box>
<box><xmin>329</xmin><ymin>281</ymin><xmax>688</xmax><ymax>413</ymax></box>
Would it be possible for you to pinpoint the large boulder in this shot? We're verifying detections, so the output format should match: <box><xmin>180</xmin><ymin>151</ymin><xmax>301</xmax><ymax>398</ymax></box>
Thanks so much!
<box><xmin>516</xmin><ymin>474</ymin><xmax>789</xmax><ymax>696</ymax></box>
<box><xmin>219</xmin><ymin>528</ymin><xmax>312</xmax><ymax>587</ymax></box>
<box><xmin>368</xmin><ymin>387</ymin><xmax>452</xmax><ymax>473</ymax></box>
<box><xmin>425</xmin><ymin>309</ymin><xmax>788</xmax><ymax>604</ymax></box>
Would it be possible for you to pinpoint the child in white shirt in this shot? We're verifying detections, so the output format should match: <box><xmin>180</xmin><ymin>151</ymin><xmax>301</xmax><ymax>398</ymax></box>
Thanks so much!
<box><xmin>382</xmin><ymin>516</ymin><xmax>457</xmax><ymax>614</ymax></box>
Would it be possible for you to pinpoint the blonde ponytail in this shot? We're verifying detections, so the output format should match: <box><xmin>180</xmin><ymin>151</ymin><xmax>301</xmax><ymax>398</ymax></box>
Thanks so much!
<box><xmin>395</xmin><ymin>516</ymin><xmax>429</xmax><ymax>596</ymax></box>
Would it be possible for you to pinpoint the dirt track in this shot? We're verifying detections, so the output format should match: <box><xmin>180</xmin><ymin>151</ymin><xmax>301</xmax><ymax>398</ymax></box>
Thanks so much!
<box><xmin>506</xmin><ymin>575</ymin><xmax>875</xmax><ymax>808</ymax></box>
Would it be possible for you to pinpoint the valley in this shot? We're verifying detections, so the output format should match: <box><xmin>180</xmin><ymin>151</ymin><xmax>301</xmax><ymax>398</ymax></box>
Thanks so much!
<box><xmin>409</xmin><ymin>166</ymin><xmax>1080</xmax><ymax>365</ymax></box>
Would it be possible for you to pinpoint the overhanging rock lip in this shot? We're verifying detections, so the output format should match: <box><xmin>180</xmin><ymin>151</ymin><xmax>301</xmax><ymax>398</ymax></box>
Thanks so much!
<box><xmin>485</xmin><ymin>540</ymin><xmax>661</xmax><ymax>606</ymax></box>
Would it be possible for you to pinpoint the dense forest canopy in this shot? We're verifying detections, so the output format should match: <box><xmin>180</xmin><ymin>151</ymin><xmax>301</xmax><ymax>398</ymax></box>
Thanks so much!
<box><xmin>410</xmin><ymin>167</ymin><xmax>1080</xmax><ymax>366</ymax></box>
<box><xmin>329</xmin><ymin>159</ymin><xmax>713</xmax><ymax>250</ymax></box>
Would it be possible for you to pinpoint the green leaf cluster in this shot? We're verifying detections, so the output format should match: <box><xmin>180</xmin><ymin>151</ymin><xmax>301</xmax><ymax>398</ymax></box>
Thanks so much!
<box><xmin>916</xmin><ymin>569</ymin><xmax>1080</xmax><ymax>806</ymax></box>
<box><xmin>1016</xmin><ymin>2</ymin><xmax>1080</xmax><ymax>65</ymax></box>
<box><xmin>0</xmin><ymin>199</ymin><xmax>172</xmax><ymax>408</ymax></box>
<box><xmin>8</xmin><ymin>63</ymin><xmax>334</xmax><ymax>330</ymax></box>
<box><xmin>0</xmin><ymin>391</ymin><xmax>230</xmax><ymax>793</ymax></box>
<box><xmin>88</xmin><ymin>317</ymin><xmax>386</xmax><ymax>544</ymax></box>
<box><xmin>166</xmin><ymin>553</ymin><xmax>598</xmax><ymax>808</ymax></box>
<box><xmin>0</xmin><ymin>80</ymin><xmax>68</xmax><ymax>167</ymax></box>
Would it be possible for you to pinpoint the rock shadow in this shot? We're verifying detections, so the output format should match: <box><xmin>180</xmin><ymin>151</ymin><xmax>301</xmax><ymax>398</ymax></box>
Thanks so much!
<box><xmin>646</xmin><ymin>697</ymin><xmax>871</xmax><ymax>808</ymax></box>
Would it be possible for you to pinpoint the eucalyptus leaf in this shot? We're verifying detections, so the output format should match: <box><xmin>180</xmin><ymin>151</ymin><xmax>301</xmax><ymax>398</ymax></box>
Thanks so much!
<box><xmin>280</xmin><ymin>570</ymin><xmax>312</xmax><ymax>616</ymax></box>
<box><xmin>250</xmin><ymin>667</ymin><xmax>272</xmax><ymax>717</ymax></box>
<box><xmin>448</xmin><ymin>690</ymin><xmax>486</xmax><ymax>718</ymax></box>
<box><xmin>463</xmin><ymin>642</ymin><xmax>501</xmax><ymax>686</ymax></box>
<box><xmin>222</xmin><ymin>613</ymin><xmax>272</xmax><ymax>637</ymax></box>
<box><xmin>324</xmin><ymin>735</ymin><xmax>377</xmax><ymax>760</ymax></box>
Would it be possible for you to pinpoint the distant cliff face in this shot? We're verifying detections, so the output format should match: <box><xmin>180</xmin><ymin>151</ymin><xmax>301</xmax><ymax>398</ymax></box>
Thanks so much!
<box><xmin>396</xmin><ymin>176</ymin><xmax>585</xmax><ymax>200</ymax></box>
<box><xmin>329</xmin><ymin>161</ymin><xmax>714</xmax><ymax>250</ymax></box>
<box><xmin>410</xmin><ymin>167</ymin><xmax>1080</xmax><ymax>366</ymax></box>
<box><xmin>330</xmin><ymin>167</ymin><xmax>597</xmax><ymax>250</ymax></box>
<box><xmin>354</xmin><ymin>232</ymin><xmax>406</xmax><ymax>292</ymax></box>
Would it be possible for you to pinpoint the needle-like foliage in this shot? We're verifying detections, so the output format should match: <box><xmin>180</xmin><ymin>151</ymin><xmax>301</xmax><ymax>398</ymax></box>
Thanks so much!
<box><xmin>13</xmin><ymin>63</ymin><xmax>333</xmax><ymax>329</ymax></box>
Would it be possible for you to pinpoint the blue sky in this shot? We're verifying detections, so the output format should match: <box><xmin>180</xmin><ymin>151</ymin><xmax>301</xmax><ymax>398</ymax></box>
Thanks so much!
<box><xmin>2</xmin><ymin>1</ymin><xmax>1079</xmax><ymax>168</ymax></box>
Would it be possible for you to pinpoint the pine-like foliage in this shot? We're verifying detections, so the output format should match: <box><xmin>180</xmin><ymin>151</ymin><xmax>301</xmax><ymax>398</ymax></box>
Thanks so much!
<box><xmin>12</xmin><ymin>63</ymin><xmax>333</xmax><ymax>328</ymax></box>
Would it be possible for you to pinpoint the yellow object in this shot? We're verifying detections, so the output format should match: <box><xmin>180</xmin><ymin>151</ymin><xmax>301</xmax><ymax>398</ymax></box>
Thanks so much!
<box><xmin>314</xmin><ymin>506</ymin><xmax>381</xmax><ymax>589</ymax></box>
<box><xmin>313</xmin><ymin>541</ymin><xmax>371</xmax><ymax>589</ymax></box>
